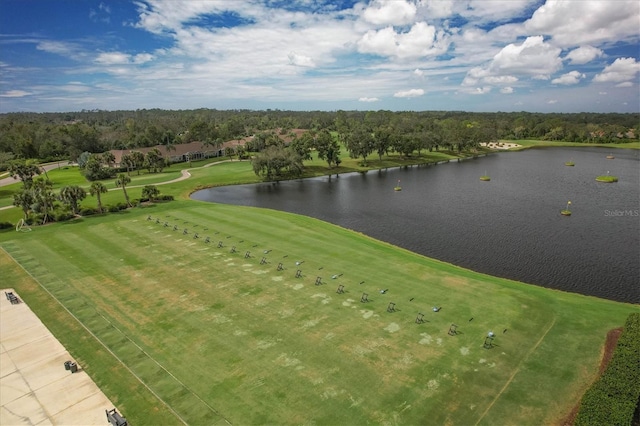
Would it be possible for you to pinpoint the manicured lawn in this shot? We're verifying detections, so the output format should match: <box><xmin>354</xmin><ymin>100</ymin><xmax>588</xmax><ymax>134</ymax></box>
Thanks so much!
<box><xmin>1</xmin><ymin>200</ymin><xmax>636</xmax><ymax>425</ymax></box>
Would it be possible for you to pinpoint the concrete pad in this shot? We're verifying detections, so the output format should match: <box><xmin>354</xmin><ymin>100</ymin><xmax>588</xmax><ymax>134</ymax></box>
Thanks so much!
<box><xmin>1</xmin><ymin>392</ymin><xmax>49</xmax><ymax>425</ymax></box>
<box><xmin>1</xmin><ymin>288</ymin><xmax>121</xmax><ymax>425</ymax></box>
<box><xmin>0</xmin><ymin>370</ymin><xmax>31</xmax><ymax>406</ymax></box>
<box><xmin>0</xmin><ymin>347</ymin><xmax>18</xmax><ymax>378</ymax></box>
<box><xmin>6</xmin><ymin>334</ymin><xmax>66</xmax><ymax>371</ymax></box>
<box><xmin>1</xmin><ymin>323</ymin><xmax>53</xmax><ymax>352</ymax></box>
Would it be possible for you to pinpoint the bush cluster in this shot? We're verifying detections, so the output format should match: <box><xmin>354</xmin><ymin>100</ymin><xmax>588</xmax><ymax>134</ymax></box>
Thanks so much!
<box><xmin>575</xmin><ymin>312</ymin><xmax>640</xmax><ymax>426</ymax></box>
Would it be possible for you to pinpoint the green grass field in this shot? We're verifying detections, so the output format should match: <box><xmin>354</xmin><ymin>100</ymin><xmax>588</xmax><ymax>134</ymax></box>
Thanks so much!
<box><xmin>1</xmin><ymin>199</ymin><xmax>637</xmax><ymax>425</ymax></box>
<box><xmin>1</xmin><ymin>141</ymin><xmax>638</xmax><ymax>424</ymax></box>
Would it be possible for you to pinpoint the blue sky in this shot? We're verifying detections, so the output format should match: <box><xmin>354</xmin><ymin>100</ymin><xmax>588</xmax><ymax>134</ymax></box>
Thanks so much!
<box><xmin>0</xmin><ymin>0</ymin><xmax>638</xmax><ymax>113</ymax></box>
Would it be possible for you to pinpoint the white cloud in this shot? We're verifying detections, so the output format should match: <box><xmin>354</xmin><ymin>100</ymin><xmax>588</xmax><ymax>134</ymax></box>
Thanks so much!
<box><xmin>35</xmin><ymin>40</ymin><xmax>84</xmax><ymax>60</ymax></box>
<box><xmin>500</xmin><ymin>86</ymin><xmax>514</xmax><ymax>94</ymax></box>
<box><xmin>490</xmin><ymin>36</ymin><xmax>562</xmax><ymax>78</ymax></box>
<box><xmin>593</xmin><ymin>58</ymin><xmax>640</xmax><ymax>83</ymax></box>
<box><xmin>288</xmin><ymin>52</ymin><xmax>315</xmax><ymax>68</ymax></box>
<box><xmin>413</xmin><ymin>68</ymin><xmax>425</xmax><ymax>77</ymax></box>
<box><xmin>359</xmin><ymin>97</ymin><xmax>379</xmax><ymax>102</ymax></box>
<box><xmin>551</xmin><ymin>71</ymin><xmax>585</xmax><ymax>85</ymax></box>
<box><xmin>474</xmin><ymin>87</ymin><xmax>491</xmax><ymax>94</ymax></box>
<box><xmin>461</xmin><ymin>0</ymin><xmax>539</xmax><ymax>23</ymax></box>
<box><xmin>357</xmin><ymin>22</ymin><xmax>449</xmax><ymax>59</ymax></box>
<box><xmin>133</xmin><ymin>53</ymin><xmax>154</xmax><ymax>64</ymax></box>
<box><xmin>525</xmin><ymin>0</ymin><xmax>640</xmax><ymax>47</ymax></box>
<box><xmin>393</xmin><ymin>88</ymin><xmax>424</xmax><ymax>98</ymax></box>
<box><xmin>615</xmin><ymin>82</ymin><xmax>634</xmax><ymax>88</ymax></box>
<box><xmin>547</xmin><ymin>99</ymin><xmax>558</xmax><ymax>104</ymax></box>
<box><xmin>565</xmin><ymin>46</ymin><xmax>604</xmax><ymax>65</ymax></box>
<box><xmin>484</xmin><ymin>75</ymin><xmax>518</xmax><ymax>84</ymax></box>
<box><xmin>95</xmin><ymin>52</ymin><xmax>132</xmax><ymax>65</ymax></box>
<box><xmin>363</xmin><ymin>0</ymin><xmax>416</xmax><ymax>25</ymax></box>
<box><xmin>462</xmin><ymin>36</ymin><xmax>561</xmax><ymax>87</ymax></box>
<box><xmin>358</xmin><ymin>27</ymin><xmax>397</xmax><ymax>57</ymax></box>
<box><xmin>418</xmin><ymin>0</ymin><xmax>454</xmax><ymax>19</ymax></box>
<box><xmin>0</xmin><ymin>90</ymin><xmax>32</xmax><ymax>97</ymax></box>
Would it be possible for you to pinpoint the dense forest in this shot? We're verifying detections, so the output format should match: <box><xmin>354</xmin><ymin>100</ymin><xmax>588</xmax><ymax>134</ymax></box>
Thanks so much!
<box><xmin>0</xmin><ymin>109</ymin><xmax>638</xmax><ymax>167</ymax></box>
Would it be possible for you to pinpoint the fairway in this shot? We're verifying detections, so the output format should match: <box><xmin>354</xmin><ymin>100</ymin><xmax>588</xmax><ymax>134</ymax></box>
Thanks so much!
<box><xmin>0</xmin><ymin>201</ymin><xmax>636</xmax><ymax>425</ymax></box>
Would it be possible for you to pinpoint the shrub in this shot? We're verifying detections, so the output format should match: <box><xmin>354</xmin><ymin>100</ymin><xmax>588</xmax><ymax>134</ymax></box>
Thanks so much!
<box><xmin>80</xmin><ymin>207</ymin><xmax>99</xmax><ymax>216</ymax></box>
<box><xmin>0</xmin><ymin>221</ymin><xmax>13</xmax><ymax>229</ymax></box>
<box><xmin>157</xmin><ymin>194</ymin><xmax>174</xmax><ymax>201</ymax></box>
<box><xmin>107</xmin><ymin>205</ymin><xmax>120</xmax><ymax>213</ymax></box>
<box><xmin>52</xmin><ymin>210</ymin><xmax>75</xmax><ymax>222</ymax></box>
<box><xmin>575</xmin><ymin>313</ymin><xmax>640</xmax><ymax>426</ymax></box>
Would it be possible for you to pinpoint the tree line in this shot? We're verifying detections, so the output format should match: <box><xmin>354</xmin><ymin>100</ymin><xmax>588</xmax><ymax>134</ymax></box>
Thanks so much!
<box><xmin>1</xmin><ymin>109</ymin><xmax>637</xmax><ymax>170</ymax></box>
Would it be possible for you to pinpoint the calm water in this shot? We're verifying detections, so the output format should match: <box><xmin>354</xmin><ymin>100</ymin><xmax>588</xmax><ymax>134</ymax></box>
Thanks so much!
<box><xmin>192</xmin><ymin>147</ymin><xmax>640</xmax><ymax>304</ymax></box>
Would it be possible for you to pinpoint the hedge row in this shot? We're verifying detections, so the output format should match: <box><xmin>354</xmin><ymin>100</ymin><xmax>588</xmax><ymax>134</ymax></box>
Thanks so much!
<box><xmin>575</xmin><ymin>312</ymin><xmax>640</xmax><ymax>426</ymax></box>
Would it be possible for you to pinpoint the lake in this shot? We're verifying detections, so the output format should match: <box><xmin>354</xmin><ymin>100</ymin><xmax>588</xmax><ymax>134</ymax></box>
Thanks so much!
<box><xmin>192</xmin><ymin>147</ymin><xmax>640</xmax><ymax>304</ymax></box>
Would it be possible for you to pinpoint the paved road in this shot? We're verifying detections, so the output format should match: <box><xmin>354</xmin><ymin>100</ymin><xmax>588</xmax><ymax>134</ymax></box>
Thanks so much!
<box><xmin>0</xmin><ymin>162</ymin><xmax>74</xmax><ymax>188</ymax></box>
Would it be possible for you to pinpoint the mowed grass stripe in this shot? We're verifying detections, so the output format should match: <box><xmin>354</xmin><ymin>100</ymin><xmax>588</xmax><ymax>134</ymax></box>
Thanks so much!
<box><xmin>0</xmin><ymin>246</ymin><xmax>185</xmax><ymax>425</ymax></box>
<box><xmin>3</xmin><ymin>235</ymin><xmax>230</xmax><ymax>425</ymax></box>
<box><xmin>121</xmin><ymin>206</ymin><xmax>536</xmax><ymax>422</ymax></box>
<box><xmin>100</xmin><ymin>210</ymin><xmax>552</xmax><ymax>422</ymax></box>
<box><xmin>0</xmin><ymin>220</ymin><xmax>564</xmax><ymax>426</ymax></box>
<box><xmin>2</xmin><ymin>203</ymin><xmax>637</xmax><ymax>425</ymax></box>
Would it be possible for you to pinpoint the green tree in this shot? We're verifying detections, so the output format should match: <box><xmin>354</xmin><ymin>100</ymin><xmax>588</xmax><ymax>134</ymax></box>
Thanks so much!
<box><xmin>144</xmin><ymin>148</ymin><xmax>164</xmax><ymax>173</ymax></box>
<box><xmin>141</xmin><ymin>185</ymin><xmax>160</xmax><ymax>202</ymax></box>
<box><xmin>89</xmin><ymin>181</ymin><xmax>108</xmax><ymax>213</ymax></box>
<box><xmin>13</xmin><ymin>188</ymin><xmax>34</xmax><ymax>219</ymax></box>
<box><xmin>8</xmin><ymin>160</ymin><xmax>41</xmax><ymax>189</ymax></box>
<box><xmin>252</xmin><ymin>145</ymin><xmax>303</xmax><ymax>181</ymax></box>
<box><xmin>289</xmin><ymin>132</ymin><xmax>313</xmax><ymax>161</ymax></box>
<box><xmin>59</xmin><ymin>185</ymin><xmax>87</xmax><ymax>215</ymax></box>
<box><xmin>83</xmin><ymin>154</ymin><xmax>115</xmax><ymax>181</ymax></box>
<box><xmin>224</xmin><ymin>146</ymin><xmax>235</xmax><ymax>160</ymax></box>
<box><xmin>31</xmin><ymin>177</ymin><xmax>56</xmax><ymax>224</ymax></box>
<box><xmin>115</xmin><ymin>173</ymin><xmax>132</xmax><ymax>207</ymax></box>
<box><xmin>344</xmin><ymin>126</ymin><xmax>374</xmax><ymax>166</ymax></box>
<box><xmin>102</xmin><ymin>151</ymin><xmax>116</xmax><ymax>168</ymax></box>
<box><xmin>0</xmin><ymin>151</ymin><xmax>15</xmax><ymax>171</ymax></box>
<box><xmin>130</xmin><ymin>151</ymin><xmax>145</xmax><ymax>175</ymax></box>
<box><xmin>314</xmin><ymin>130</ymin><xmax>341</xmax><ymax>169</ymax></box>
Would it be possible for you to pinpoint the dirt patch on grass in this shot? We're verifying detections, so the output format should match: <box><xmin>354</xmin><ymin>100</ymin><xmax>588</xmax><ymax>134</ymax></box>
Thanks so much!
<box><xmin>559</xmin><ymin>327</ymin><xmax>622</xmax><ymax>426</ymax></box>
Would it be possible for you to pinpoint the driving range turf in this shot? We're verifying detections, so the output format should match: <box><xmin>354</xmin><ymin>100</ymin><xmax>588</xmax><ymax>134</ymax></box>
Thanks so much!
<box><xmin>1</xmin><ymin>199</ymin><xmax>637</xmax><ymax>425</ymax></box>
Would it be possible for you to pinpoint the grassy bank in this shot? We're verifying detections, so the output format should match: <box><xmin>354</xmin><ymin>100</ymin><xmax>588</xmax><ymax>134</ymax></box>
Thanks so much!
<box><xmin>1</xmin><ymin>200</ymin><xmax>637</xmax><ymax>425</ymax></box>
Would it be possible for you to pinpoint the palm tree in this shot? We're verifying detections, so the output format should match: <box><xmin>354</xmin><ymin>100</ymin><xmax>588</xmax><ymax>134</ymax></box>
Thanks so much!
<box><xmin>165</xmin><ymin>141</ymin><xmax>176</xmax><ymax>163</ymax></box>
<box><xmin>32</xmin><ymin>178</ymin><xmax>55</xmax><ymax>224</ymax></box>
<box><xmin>115</xmin><ymin>173</ymin><xmax>132</xmax><ymax>207</ymax></box>
<box><xmin>101</xmin><ymin>151</ymin><xmax>116</xmax><ymax>168</ymax></box>
<box><xmin>13</xmin><ymin>188</ymin><xmax>34</xmax><ymax>219</ymax></box>
<box><xmin>89</xmin><ymin>182</ymin><xmax>108</xmax><ymax>213</ymax></box>
<box><xmin>59</xmin><ymin>185</ymin><xmax>87</xmax><ymax>215</ymax></box>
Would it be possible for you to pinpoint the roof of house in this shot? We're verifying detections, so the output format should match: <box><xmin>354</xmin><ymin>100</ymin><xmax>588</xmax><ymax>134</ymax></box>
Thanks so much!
<box><xmin>107</xmin><ymin>129</ymin><xmax>307</xmax><ymax>165</ymax></box>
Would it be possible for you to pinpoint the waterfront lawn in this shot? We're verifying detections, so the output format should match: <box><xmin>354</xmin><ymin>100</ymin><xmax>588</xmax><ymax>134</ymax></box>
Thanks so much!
<box><xmin>1</xmin><ymin>200</ymin><xmax>636</xmax><ymax>425</ymax></box>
